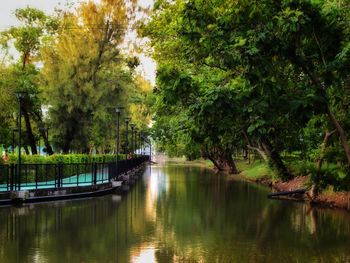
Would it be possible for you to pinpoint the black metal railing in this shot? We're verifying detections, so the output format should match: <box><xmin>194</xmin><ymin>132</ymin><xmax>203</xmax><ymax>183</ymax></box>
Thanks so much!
<box><xmin>0</xmin><ymin>156</ymin><xmax>149</xmax><ymax>192</ymax></box>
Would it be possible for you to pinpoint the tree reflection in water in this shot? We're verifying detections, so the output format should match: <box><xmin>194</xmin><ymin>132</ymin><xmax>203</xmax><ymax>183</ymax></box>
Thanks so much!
<box><xmin>0</xmin><ymin>165</ymin><xmax>350</xmax><ymax>263</ymax></box>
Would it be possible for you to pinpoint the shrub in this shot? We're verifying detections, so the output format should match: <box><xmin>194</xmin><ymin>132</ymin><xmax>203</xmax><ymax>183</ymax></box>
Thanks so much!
<box><xmin>289</xmin><ymin>161</ymin><xmax>350</xmax><ymax>191</ymax></box>
<box><xmin>6</xmin><ymin>154</ymin><xmax>126</xmax><ymax>165</ymax></box>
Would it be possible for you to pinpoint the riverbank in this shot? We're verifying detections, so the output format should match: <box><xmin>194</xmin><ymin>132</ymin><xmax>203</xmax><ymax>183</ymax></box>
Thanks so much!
<box><xmin>236</xmin><ymin>161</ymin><xmax>350</xmax><ymax>211</ymax></box>
<box><xmin>159</xmin><ymin>156</ymin><xmax>350</xmax><ymax>211</ymax></box>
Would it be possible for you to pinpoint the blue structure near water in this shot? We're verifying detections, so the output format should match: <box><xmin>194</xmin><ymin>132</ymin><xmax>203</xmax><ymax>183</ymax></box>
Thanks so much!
<box><xmin>0</xmin><ymin>156</ymin><xmax>149</xmax><ymax>192</ymax></box>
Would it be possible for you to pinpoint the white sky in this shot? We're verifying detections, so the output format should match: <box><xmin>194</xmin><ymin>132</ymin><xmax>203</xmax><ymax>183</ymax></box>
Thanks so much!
<box><xmin>0</xmin><ymin>0</ymin><xmax>156</xmax><ymax>84</ymax></box>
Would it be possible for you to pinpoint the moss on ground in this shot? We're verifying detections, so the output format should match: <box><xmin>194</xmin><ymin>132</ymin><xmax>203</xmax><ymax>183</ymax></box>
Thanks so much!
<box><xmin>166</xmin><ymin>157</ymin><xmax>213</xmax><ymax>167</ymax></box>
<box><xmin>236</xmin><ymin>161</ymin><xmax>275</xmax><ymax>180</ymax></box>
<box><xmin>166</xmin><ymin>157</ymin><xmax>275</xmax><ymax>181</ymax></box>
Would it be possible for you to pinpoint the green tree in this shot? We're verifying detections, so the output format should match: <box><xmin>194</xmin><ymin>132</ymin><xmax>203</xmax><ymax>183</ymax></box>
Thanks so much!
<box><xmin>1</xmin><ymin>7</ymin><xmax>57</xmax><ymax>155</ymax></box>
<box><xmin>144</xmin><ymin>0</ymin><xmax>350</xmax><ymax>180</ymax></box>
<box><xmin>41</xmin><ymin>0</ymin><xmax>150</xmax><ymax>153</ymax></box>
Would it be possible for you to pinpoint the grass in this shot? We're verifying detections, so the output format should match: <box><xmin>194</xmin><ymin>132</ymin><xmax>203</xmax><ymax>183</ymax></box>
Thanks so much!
<box><xmin>236</xmin><ymin>161</ymin><xmax>274</xmax><ymax>180</ymax></box>
<box><xmin>166</xmin><ymin>157</ymin><xmax>275</xmax><ymax>181</ymax></box>
<box><xmin>166</xmin><ymin>157</ymin><xmax>213</xmax><ymax>167</ymax></box>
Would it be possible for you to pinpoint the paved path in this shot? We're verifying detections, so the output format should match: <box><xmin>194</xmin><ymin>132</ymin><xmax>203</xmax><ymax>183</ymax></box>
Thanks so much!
<box><xmin>0</xmin><ymin>169</ymin><xmax>110</xmax><ymax>191</ymax></box>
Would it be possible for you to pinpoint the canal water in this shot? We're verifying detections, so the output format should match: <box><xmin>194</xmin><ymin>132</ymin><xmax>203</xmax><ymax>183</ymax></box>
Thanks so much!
<box><xmin>1</xmin><ymin>164</ymin><xmax>350</xmax><ymax>263</ymax></box>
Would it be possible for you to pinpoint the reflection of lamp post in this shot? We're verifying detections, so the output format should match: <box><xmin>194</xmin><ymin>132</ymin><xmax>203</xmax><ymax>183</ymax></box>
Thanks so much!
<box><xmin>124</xmin><ymin>117</ymin><xmax>131</xmax><ymax>155</ymax></box>
<box><xmin>15</xmin><ymin>91</ymin><xmax>27</xmax><ymax>191</ymax></box>
<box><xmin>130</xmin><ymin>124</ymin><xmax>135</xmax><ymax>155</ymax></box>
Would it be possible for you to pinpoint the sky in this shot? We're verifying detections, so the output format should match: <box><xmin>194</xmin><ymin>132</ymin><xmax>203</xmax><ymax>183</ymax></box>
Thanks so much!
<box><xmin>0</xmin><ymin>0</ymin><xmax>156</xmax><ymax>84</ymax></box>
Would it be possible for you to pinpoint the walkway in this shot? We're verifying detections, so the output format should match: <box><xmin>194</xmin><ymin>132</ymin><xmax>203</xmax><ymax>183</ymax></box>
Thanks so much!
<box><xmin>0</xmin><ymin>168</ymin><xmax>110</xmax><ymax>191</ymax></box>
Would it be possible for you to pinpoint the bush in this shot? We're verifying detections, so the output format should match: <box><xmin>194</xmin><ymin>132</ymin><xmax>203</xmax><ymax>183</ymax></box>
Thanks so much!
<box><xmin>289</xmin><ymin>161</ymin><xmax>316</xmax><ymax>176</ymax></box>
<box><xmin>6</xmin><ymin>154</ymin><xmax>126</xmax><ymax>165</ymax></box>
<box><xmin>312</xmin><ymin>166</ymin><xmax>350</xmax><ymax>192</ymax></box>
<box><xmin>289</xmin><ymin>161</ymin><xmax>350</xmax><ymax>191</ymax></box>
<box><xmin>0</xmin><ymin>154</ymin><xmax>129</xmax><ymax>184</ymax></box>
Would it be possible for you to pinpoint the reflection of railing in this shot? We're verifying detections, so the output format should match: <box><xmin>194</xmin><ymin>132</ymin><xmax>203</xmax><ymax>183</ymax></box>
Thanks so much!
<box><xmin>0</xmin><ymin>156</ymin><xmax>149</xmax><ymax>192</ymax></box>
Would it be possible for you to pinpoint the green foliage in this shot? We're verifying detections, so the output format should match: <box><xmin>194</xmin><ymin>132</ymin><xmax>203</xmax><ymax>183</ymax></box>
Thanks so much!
<box><xmin>237</xmin><ymin>162</ymin><xmax>275</xmax><ymax>180</ymax></box>
<box><xmin>1</xmin><ymin>7</ymin><xmax>54</xmax><ymax>63</ymax></box>
<box><xmin>40</xmin><ymin>1</ymin><xmax>150</xmax><ymax>153</ymax></box>
<box><xmin>144</xmin><ymin>0</ymin><xmax>350</xmax><ymax>183</ymax></box>
<box><xmin>6</xmin><ymin>154</ymin><xmax>126</xmax><ymax>164</ymax></box>
<box><xmin>0</xmin><ymin>3</ymin><xmax>151</xmax><ymax>154</ymax></box>
<box><xmin>289</xmin><ymin>161</ymin><xmax>350</xmax><ymax>191</ymax></box>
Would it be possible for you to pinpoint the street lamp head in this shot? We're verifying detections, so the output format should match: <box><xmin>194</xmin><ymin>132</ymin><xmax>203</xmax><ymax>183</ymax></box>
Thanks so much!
<box><xmin>130</xmin><ymin>124</ymin><xmax>136</xmax><ymax>130</ymax></box>
<box><xmin>125</xmin><ymin>117</ymin><xmax>131</xmax><ymax>124</ymax></box>
<box><xmin>14</xmin><ymin>91</ymin><xmax>27</xmax><ymax>100</ymax></box>
<box><xmin>115</xmin><ymin>106</ymin><xmax>123</xmax><ymax>113</ymax></box>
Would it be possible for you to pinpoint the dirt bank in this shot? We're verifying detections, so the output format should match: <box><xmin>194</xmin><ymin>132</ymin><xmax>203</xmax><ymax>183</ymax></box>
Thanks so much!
<box><xmin>162</xmin><ymin>157</ymin><xmax>350</xmax><ymax>211</ymax></box>
<box><xmin>255</xmin><ymin>175</ymin><xmax>350</xmax><ymax>211</ymax></box>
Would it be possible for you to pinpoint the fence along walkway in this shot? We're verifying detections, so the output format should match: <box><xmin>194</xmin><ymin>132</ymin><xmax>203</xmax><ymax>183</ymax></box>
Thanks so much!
<box><xmin>0</xmin><ymin>156</ymin><xmax>149</xmax><ymax>192</ymax></box>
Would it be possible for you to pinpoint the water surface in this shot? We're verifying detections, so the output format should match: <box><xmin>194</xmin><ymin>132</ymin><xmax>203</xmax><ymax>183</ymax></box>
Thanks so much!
<box><xmin>1</xmin><ymin>164</ymin><xmax>350</xmax><ymax>263</ymax></box>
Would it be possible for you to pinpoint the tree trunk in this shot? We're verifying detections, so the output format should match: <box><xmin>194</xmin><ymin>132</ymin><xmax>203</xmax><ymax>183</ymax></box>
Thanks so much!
<box><xmin>326</xmin><ymin>107</ymin><xmax>350</xmax><ymax>166</ymax></box>
<box><xmin>24</xmin><ymin>145</ymin><xmax>30</xmax><ymax>155</ymax></box>
<box><xmin>223</xmin><ymin>149</ymin><xmax>239</xmax><ymax>174</ymax></box>
<box><xmin>295</xmin><ymin>58</ymin><xmax>350</xmax><ymax>167</ymax></box>
<box><xmin>38</xmin><ymin>128</ymin><xmax>54</xmax><ymax>155</ymax></box>
<box><xmin>32</xmin><ymin>112</ymin><xmax>54</xmax><ymax>155</ymax></box>
<box><xmin>247</xmin><ymin>144</ymin><xmax>268</xmax><ymax>162</ymax></box>
<box><xmin>63</xmin><ymin>130</ymin><xmax>74</xmax><ymax>154</ymax></box>
<box><xmin>242</xmin><ymin>130</ymin><xmax>268</xmax><ymax>162</ymax></box>
<box><xmin>260</xmin><ymin>136</ymin><xmax>291</xmax><ymax>181</ymax></box>
<box><xmin>202</xmin><ymin>146</ymin><xmax>223</xmax><ymax>171</ymax></box>
<box><xmin>22</xmin><ymin>108</ymin><xmax>37</xmax><ymax>155</ymax></box>
<box><xmin>203</xmin><ymin>145</ymin><xmax>239</xmax><ymax>174</ymax></box>
<box><xmin>311</xmin><ymin>129</ymin><xmax>336</xmax><ymax>199</ymax></box>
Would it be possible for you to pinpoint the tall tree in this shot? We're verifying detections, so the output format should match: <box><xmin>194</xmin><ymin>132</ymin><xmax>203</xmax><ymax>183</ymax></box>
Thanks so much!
<box><xmin>41</xmin><ymin>0</ymin><xmax>149</xmax><ymax>153</ymax></box>
<box><xmin>1</xmin><ymin>7</ymin><xmax>56</xmax><ymax>155</ymax></box>
<box><xmin>144</xmin><ymin>0</ymin><xmax>350</xmax><ymax>179</ymax></box>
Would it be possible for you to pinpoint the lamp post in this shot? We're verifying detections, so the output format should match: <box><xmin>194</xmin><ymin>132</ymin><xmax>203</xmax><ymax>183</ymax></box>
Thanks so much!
<box><xmin>137</xmin><ymin>130</ymin><xmax>140</xmax><ymax>155</ymax></box>
<box><xmin>140</xmin><ymin>133</ymin><xmax>143</xmax><ymax>155</ymax></box>
<box><xmin>149</xmin><ymin>140</ymin><xmax>152</xmax><ymax>162</ymax></box>
<box><xmin>141</xmin><ymin>134</ymin><xmax>145</xmax><ymax>156</ymax></box>
<box><xmin>141</xmin><ymin>134</ymin><xmax>144</xmax><ymax>155</ymax></box>
<box><xmin>130</xmin><ymin>124</ymin><xmax>135</xmax><ymax>155</ymax></box>
<box><xmin>134</xmin><ymin>129</ymin><xmax>138</xmax><ymax>155</ymax></box>
<box><xmin>139</xmin><ymin>133</ymin><xmax>142</xmax><ymax>155</ymax></box>
<box><xmin>150</xmin><ymin>139</ymin><xmax>152</xmax><ymax>162</ymax></box>
<box><xmin>115</xmin><ymin>107</ymin><xmax>122</xmax><ymax>177</ymax></box>
<box><xmin>139</xmin><ymin>132</ymin><xmax>142</xmax><ymax>155</ymax></box>
<box><xmin>14</xmin><ymin>91</ymin><xmax>27</xmax><ymax>191</ymax></box>
<box><xmin>115</xmin><ymin>107</ymin><xmax>122</xmax><ymax>157</ymax></box>
<box><xmin>12</xmin><ymin>128</ymin><xmax>18</xmax><ymax>154</ymax></box>
<box><xmin>145</xmin><ymin>137</ymin><xmax>152</xmax><ymax>161</ymax></box>
<box><xmin>125</xmin><ymin>117</ymin><xmax>131</xmax><ymax>156</ymax></box>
